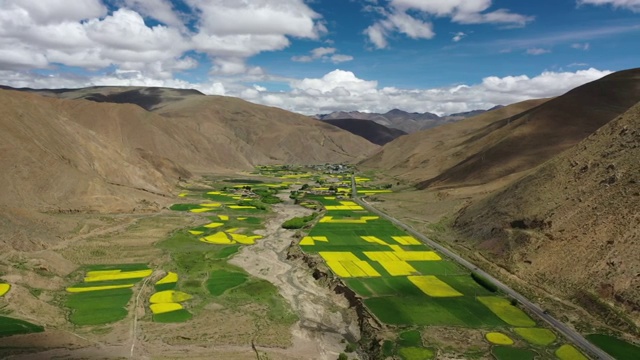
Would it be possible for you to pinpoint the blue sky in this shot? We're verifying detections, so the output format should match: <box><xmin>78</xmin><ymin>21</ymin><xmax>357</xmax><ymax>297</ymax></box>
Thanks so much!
<box><xmin>0</xmin><ymin>0</ymin><xmax>638</xmax><ymax>114</ymax></box>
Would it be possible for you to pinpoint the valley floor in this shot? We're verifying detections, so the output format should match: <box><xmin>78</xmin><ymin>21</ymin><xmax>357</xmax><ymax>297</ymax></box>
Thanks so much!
<box><xmin>1</xmin><ymin>168</ymin><xmax>638</xmax><ymax>360</ymax></box>
<box><xmin>0</xmin><ymin>178</ymin><xmax>358</xmax><ymax>360</ymax></box>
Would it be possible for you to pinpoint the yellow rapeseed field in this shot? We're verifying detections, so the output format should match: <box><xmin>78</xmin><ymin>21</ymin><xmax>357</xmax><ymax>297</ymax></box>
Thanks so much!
<box><xmin>395</xmin><ymin>251</ymin><xmax>441</xmax><ymax>261</ymax></box>
<box><xmin>485</xmin><ymin>332</ymin><xmax>514</xmax><ymax>345</ymax></box>
<box><xmin>326</xmin><ymin>260</ymin><xmax>380</xmax><ymax>278</ymax></box>
<box><xmin>200</xmin><ymin>203</ymin><xmax>222</xmax><ymax>207</ymax></box>
<box><xmin>84</xmin><ymin>269</ymin><xmax>152</xmax><ymax>282</ymax></box>
<box><xmin>229</xmin><ymin>232</ymin><xmax>262</xmax><ymax>244</ymax></box>
<box><xmin>156</xmin><ymin>272</ymin><xmax>178</xmax><ymax>285</ymax></box>
<box><xmin>228</xmin><ymin>205</ymin><xmax>257</xmax><ymax>209</ymax></box>
<box><xmin>218</xmin><ymin>215</ymin><xmax>229</xmax><ymax>221</ymax></box>
<box><xmin>364</xmin><ymin>252</ymin><xmax>401</xmax><ymax>262</ymax></box>
<box><xmin>388</xmin><ymin>245</ymin><xmax>404</xmax><ymax>252</ymax></box>
<box><xmin>377</xmin><ymin>260</ymin><xmax>418</xmax><ymax>276</ymax></box>
<box><xmin>299</xmin><ymin>236</ymin><xmax>328</xmax><ymax>245</ymax></box>
<box><xmin>556</xmin><ymin>344</ymin><xmax>588</xmax><ymax>360</ymax></box>
<box><xmin>204</xmin><ymin>222</ymin><xmax>224</xmax><ymax>228</ymax></box>
<box><xmin>190</xmin><ymin>208</ymin><xmax>213</xmax><ymax>213</ymax></box>
<box><xmin>364</xmin><ymin>251</ymin><xmax>441</xmax><ymax>262</ymax></box>
<box><xmin>360</xmin><ymin>236</ymin><xmax>389</xmax><ymax>245</ymax></box>
<box><xmin>325</xmin><ymin>201</ymin><xmax>364</xmax><ymax>210</ymax></box>
<box><xmin>513</xmin><ymin>327</ymin><xmax>557</xmax><ymax>345</ymax></box>
<box><xmin>200</xmin><ymin>231</ymin><xmax>261</xmax><ymax>245</ymax></box>
<box><xmin>189</xmin><ymin>230</ymin><xmax>204</xmax><ymax>235</ymax></box>
<box><xmin>0</xmin><ymin>283</ymin><xmax>11</xmax><ymax>296</ymax></box>
<box><xmin>150</xmin><ymin>290</ymin><xmax>192</xmax><ymax>304</ymax></box>
<box><xmin>391</xmin><ymin>236</ymin><xmax>421</xmax><ymax>245</ymax></box>
<box><xmin>326</xmin><ymin>261</ymin><xmax>351</xmax><ymax>277</ymax></box>
<box><xmin>320</xmin><ymin>252</ymin><xmax>360</xmax><ymax>262</ymax></box>
<box><xmin>325</xmin><ymin>205</ymin><xmax>364</xmax><ymax>210</ymax></box>
<box><xmin>86</xmin><ymin>270</ymin><xmax>121</xmax><ymax>276</ymax></box>
<box><xmin>200</xmin><ymin>232</ymin><xmax>232</xmax><ymax>244</ymax></box>
<box><xmin>408</xmin><ymin>275</ymin><xmax>463</xmax><ymax>297</ymax></box>
<box><xmin>477</xmin><ymin>296</ymin><xmax>536</xmax><ymax>327</ymax></box>
<box><xmin>319</xmin><ymin>216</ymin><xmax>378</xmax><ymax>224</ymax></box>
<box><xmin>343</xmin><ymin>260</ymin><xmax>381</xmax><ymax>277</ymax></box>
<box><xmin>150</xmin><ymin>303</ymin><xmax>183</xmax><ymax>314</ymax></box>
<box><xmin>66</xmin><ymin>284</ymin><xmax>134</xmax><ymax>293</ymax></box>
<box><xmin>299</xmin><ymin>236</ymin><xmax>314</xmax><ymax>245</ymax></box>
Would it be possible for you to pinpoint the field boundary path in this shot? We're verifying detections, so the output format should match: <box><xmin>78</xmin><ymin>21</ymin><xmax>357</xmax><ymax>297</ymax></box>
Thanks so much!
<box><xmin>350</xmin><ymin>176</ymin><xmax>612</xmax><ymax>360</ymax></box>
<box><xmin>130</xmin><ymin>274</ymin><xmax>153</xmax><ymax>359</ymax></box>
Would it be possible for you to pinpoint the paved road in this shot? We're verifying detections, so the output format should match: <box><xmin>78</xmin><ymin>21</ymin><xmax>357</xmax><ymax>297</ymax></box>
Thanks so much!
<box><xmin>350</xmin><ymin>176</ymin><xmax>612</xmax><ymax>360</ymax></box>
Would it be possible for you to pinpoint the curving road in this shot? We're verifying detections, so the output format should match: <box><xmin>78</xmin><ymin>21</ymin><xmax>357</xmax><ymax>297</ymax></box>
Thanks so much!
<box><xmin>350</xmin><ymin>176</ymin><xmax>612</xmax><ymax>360</ymax></box>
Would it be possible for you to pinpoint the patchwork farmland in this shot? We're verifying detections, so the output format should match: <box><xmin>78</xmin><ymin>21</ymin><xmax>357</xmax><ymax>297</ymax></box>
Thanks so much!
<box><xmin>282</xmin><ymin>167</ymin><xmax>589</xmax><ymax>360</ymax></box>
<box><xmin>1</xmin><ymin>164</ymin><xmax>637</xmax><ymax>359</ymax></box>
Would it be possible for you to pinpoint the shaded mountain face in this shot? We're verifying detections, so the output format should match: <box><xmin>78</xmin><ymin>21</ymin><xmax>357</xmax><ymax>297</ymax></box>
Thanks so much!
<box><xmin>359</xmin><ymin>98</ymin><xmax>550</xmax><ymax>183</ymax></box>
<box><xmin>454</xmin><ymin>101</ymin><xmax>640</xmax><ymax>329</ymax></box>
<box><xmin>362</xmin><ymin>68</ymin><xmax>640</xmax><ymax>190</ymax></box>
<box><xmin>322</xmin><ymin>118</ymin><xmax>407</xmax><ymax>145</ymax></box>
<box><xmin>316</xmin><ymin>107</ymin><xmax>495</xmax><ymax>133</ymax></box>
<box><xmin>0</xmin><ymin>86</ymin><xmax>377</xmax><ymax>214</ymax></box>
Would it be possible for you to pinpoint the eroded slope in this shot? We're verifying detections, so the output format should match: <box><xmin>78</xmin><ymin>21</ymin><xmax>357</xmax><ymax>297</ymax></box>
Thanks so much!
<box><xmin>456</xmin><ymin>101</ymin><xmax>640</xmax><ymax>331</ymax></box>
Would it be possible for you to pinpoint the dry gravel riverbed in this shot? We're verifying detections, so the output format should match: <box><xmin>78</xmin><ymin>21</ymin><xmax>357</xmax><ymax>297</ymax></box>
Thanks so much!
<box><xmin>229</xmin><ymin>192</ymin><xmax>361</xmax><ymax>360</ymax></box>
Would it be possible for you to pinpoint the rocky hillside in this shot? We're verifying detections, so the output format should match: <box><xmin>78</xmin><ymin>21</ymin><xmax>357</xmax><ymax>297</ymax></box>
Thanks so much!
<box><xmin>360</xmin><ymin>98</ymin><xmax>550</xmax><ymax>183</ymax></box>
<box><xmin>455</xmin><ymin>101</ymin><xmax>640</xmax><ymax>331</ymax></box>
<box><xmin>362</xmin><ymin>68</ymin><xmax>640</xmax><ymax>189</ymax></box>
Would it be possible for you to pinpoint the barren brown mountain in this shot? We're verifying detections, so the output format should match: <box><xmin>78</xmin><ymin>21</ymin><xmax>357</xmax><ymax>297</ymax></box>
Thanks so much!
<box><xmin>455</xmin><ymin>101</ymin><xmax>640</xmax><ymax>332</ymax></box>
<box><xmin>0</xmin><ymin>87</ymin><xmax>377</xmax><ymax>251</ymax></box>
<box><xmin>360</xmin><ymin>98</ymin><xmax>550</xmax><ymax>183</ymax></box>
<box><xmin>363</xmin><ymin>68</ymin><xmax>640</xmax><ymax>190</ymax></box>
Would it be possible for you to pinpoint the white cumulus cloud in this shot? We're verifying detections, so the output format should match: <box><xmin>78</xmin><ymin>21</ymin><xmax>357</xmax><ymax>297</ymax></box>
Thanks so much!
<box><xmin>250</xmin><ymin>68</ymin><xmax>612</xmax><ymax>115</ymax></box>
<box><xmin>0</xmin><ymin>0</ymin><xmax>327</xmax><ymax>80</ymax></box>
<box><xmin>291</xmin><ymin>47</ymin><xmax>354</xmax><ymax>64</ymax></box>
<box><xmin>123</xmin><ymin>0</ymin><xmax>186</xmax><ymax>30</ymax></box>
<box><xmin>0</xmin><ymin>67</ymin><xmax>613</xmax><ymax>116</ymax></box>
<box><xmin>365</xmin><ymin>0</ymin><xmax>532</xmax><ymax>49</ymax></box>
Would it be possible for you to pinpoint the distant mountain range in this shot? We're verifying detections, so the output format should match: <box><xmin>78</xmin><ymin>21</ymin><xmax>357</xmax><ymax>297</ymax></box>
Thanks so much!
<box><xmin>315</xmin><ymin>106</ymin><xmax>502</xmax><ymax>133</ymax></box>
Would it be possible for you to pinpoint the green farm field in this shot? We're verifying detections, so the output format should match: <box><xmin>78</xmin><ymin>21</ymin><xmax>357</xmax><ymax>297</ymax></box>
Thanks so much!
<box><xmin>0</xmin><ymin>316</ymin><xmax>44</xmax><ymax>338</ymax></box>
<box><xmin>294</xmin><ymin>175</ymin><xmax>565</xmax><ymax>359</ymax></box>
<box><xmin>586</xmin><ymin>334</ymin><xmax>640</xmax><ymax>360</ymax></box>
<box><xmin>66</xmin><ymin>287</ymin><xmax>133</xmax><ymax>325</ymax></box>
<box><xmin>492</xmin><ymin>346</ymin><xmax>537</xmax><ymax>360</ymax></box>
